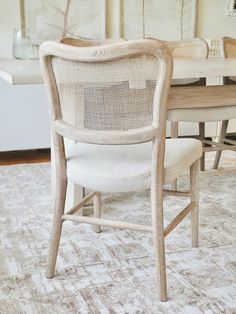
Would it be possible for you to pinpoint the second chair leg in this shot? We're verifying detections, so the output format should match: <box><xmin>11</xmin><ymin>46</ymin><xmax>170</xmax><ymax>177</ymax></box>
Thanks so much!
<box><xmin>93</xmin><ymin>192</ymin><xmax>102</xmax><ymax>233</ymax></box>
<box><xmin>213</xmin><ymin>120</ymin><xmax>229</xmax><ymax>170</ymax></box>
<box><xmin>190</xmin><ymin>159</ymin><xmax>200</xmax><ymax>248</ymax></box>
<box><xmin>151</xmin><ymin>174</ymin><xmax>167</xmax><ymax>302</ymax></box>
<box><xmin>47</xmin><ymin>177</ymin><xmax>67</xmax><ymax>279</ymax></box>
<box><xmin>171</xmin><ymin>121</ymin><xmax>179</xmax><ymax>190</ymax></box>
<box><xmin>199</xmin><ymin>122</ymin><xmax>205</xmax><ymax>171</ymax></box>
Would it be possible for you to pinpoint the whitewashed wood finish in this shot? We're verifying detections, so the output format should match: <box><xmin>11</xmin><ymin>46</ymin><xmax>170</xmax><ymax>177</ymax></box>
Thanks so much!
<box><xmin>60</xmin><ymin>37</ymin><xmax>126</xmax><ymax>47</ymax></box>
<box><xmin>165</xmin><ymin>37</ymin><xmax>208</xmax><ymax>179</ymax></box>
<box><xmin>222</xmin><ymin>37</ymin><xmax>236</xmax><ymax>58</ymax></box>
<box><xmin>3</xmin><ymin>57</ymin><xmax>236</xmax><ymax>85</ymax></box>
<box><xmin>40</xmin><ymin>39</ymin><xmax>201</xmax><ymax>302</ymax></box>
<box><xmin>93</xmin><ymin>192</ymin><xmax>102</xmax><ymax>233</ymax></box>
<box><xmin>213</xmin><ymin>120</ymin><xmax>229</xmax><ymax>169</ymax></box>
<box><xmin>167</xmin><ymin>85</ymin><xmax>236</xmax><ymax>109</ymax></box>
<box><xmin>190</xmin><ymin>159</ymin><xmax>199</xmax><ymax>248</ymax></box>
<box><xmin>213</xmin><ymin>37</ymin><xmax>236</xmax><ymax>169</ymax></box>
<box><xmin>164</xmin><ymin>37</ymin><xmax>208</xmax><ymax>60</ymax></box>
<box><xmin>65</xmin><ymin>191</ymin><xmax>96</xmax><ymax>216</ymax></box>
<box><xmin>199</xmin><ymin>122</ymin><xmax>205</xmax><ymax>171</ymax></box>
<box><xmin>173</xmin><ymin>58</ymin><xmax>236</xmax><ymax>79</ymax></box>
<box><xmin>168</xmin><ymin>85</ymin><xmax>236</xmax><ymax>165</ymax></box>
<box><xmin>167</xmin><ymin>38</ymin><xmax>236</xmax><ymax>169</ymax></box>
<box><xmin>164</xmin><ymin>202</ymin><xmax>196</xmax><ymax>237</ymax></box>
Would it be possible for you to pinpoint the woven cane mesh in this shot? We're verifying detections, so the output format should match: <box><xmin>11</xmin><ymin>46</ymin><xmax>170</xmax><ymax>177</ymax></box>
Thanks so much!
<box><xmin>52</xmin><ymin>54</ymin><xmax>159</xmax><ymax>131</ymax></box>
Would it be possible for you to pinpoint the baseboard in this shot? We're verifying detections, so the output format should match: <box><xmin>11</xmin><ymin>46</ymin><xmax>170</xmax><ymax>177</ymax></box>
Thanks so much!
<box><xmin>0</xmin><ymin>149</ymin><xmax>51</xmax><ymax>165</ymax></box>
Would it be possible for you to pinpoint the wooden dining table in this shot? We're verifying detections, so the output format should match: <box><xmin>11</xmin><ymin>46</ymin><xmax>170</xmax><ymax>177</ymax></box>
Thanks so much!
<box><xmin>1</xmin><ymin>57</ymin><xmax>236</xmax><ymax>84</ymax></box>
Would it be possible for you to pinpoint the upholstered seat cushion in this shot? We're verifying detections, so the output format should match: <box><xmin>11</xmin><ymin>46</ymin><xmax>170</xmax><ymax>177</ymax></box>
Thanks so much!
<box><xmin>66</xmin><ymin>138</ymin><xmax>202</xmax><ymax>193</ymax></box>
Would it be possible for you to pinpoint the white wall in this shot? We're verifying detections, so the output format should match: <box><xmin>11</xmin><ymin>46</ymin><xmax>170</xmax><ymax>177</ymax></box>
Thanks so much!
<box><xmin>197</xmin><ymin>0</ymin><xmax>236</xmax><ymax>39</ymax></box>
<box><xmin>3</xmin><ymin>0</ymin><xmax>236</xmax><ymax>59</ymax></box>
<box><xmin>0</xmin><ymin>0</ymin><xmax>51</xmax><ymax>151</ymax></box>
<box><xmin>0</xmin><ymin>0</ymin><xmax>20</xmax><ymax>58</ymax></box>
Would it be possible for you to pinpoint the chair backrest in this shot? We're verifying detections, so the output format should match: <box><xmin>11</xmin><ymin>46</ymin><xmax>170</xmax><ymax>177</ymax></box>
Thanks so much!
<box><xmin>40</xmin><ymin>39</ymin><xmax>173</xmax><ymax>146</ymax></box>
<box><xmin>160</xmin><ymin>38</ymin><xmax>208</xmax><ymax>85</ymax></box>
<box><xmin>222</xmin><ymin>37</ymin><xmax>236</xmax><ymax>58</ymax></box>
<box><xmin>221</xmin><ymin>37</ymin><xmax>236</xmax><ymax>82</ymax></box>
<box><xmin>164</xmin><ymin>38</ymin><xmax>209</xmax><ymax>59</ymax></box>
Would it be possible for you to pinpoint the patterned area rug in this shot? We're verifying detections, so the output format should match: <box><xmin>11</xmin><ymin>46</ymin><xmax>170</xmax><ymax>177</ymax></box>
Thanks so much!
<box><xmin>0</xmin><ymin>152</ymin><xmax>235</xmax><ymax>314</ymax></box>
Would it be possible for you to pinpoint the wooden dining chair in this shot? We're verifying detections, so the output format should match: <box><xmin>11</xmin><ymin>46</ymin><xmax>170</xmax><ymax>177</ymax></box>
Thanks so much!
<box><xmin>40</xmin><ymin>39</ymin><xmax>202</xmax><ymax>302</ymax></box>
<box><xmin>213</xmin><ymin>36</ymin><xmax>236</xmax><ymax>169</ymax></box>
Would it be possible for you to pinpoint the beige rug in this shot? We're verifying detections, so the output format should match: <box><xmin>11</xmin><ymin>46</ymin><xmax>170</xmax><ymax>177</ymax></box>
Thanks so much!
<box><xmin>0</xmin><ymin>152</ymin><xmax>235</xmax><ymax>314</ymax></box>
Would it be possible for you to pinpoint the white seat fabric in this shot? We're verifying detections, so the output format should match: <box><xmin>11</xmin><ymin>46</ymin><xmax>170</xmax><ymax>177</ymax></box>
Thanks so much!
<box><xmin>167</xmin><ymin>105</ymin><xmax>236</xmax><ymax>123</ymax></box>
<box><xmin>66</xmin><ymin>138</ymin><xmax>202</xmax><ymax>193</ymax></box>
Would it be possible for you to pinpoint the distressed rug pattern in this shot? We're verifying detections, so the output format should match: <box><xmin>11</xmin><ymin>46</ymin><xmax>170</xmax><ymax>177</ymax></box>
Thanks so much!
<box><xmin>0</xmin><ymin>152</ymin><xmax>235</xmax><ymax>313</ymax></box>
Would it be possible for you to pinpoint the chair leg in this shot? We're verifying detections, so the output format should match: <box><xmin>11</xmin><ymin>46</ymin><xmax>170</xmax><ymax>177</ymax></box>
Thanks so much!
<box><xmin>47</xmin><ymin>178</ymin><xmax>67</xmax><ymax>279</ymax></box>
<box><xmin>199</xmin><ymin>122</ymin><xmax>205</xmax><ymax>171</ymax></box>
<box><xmin>93</xmin><ymin>192</ymin><xmax>102</xmax><ymax>233</ymax></box>
<box><xmin>171</xmin><ymin>121</ymin><xmax>178</xmax><ymax>138</ymax></box>
<box><xmin>171</xmin><ymin>121</ymin><xmax>179</xmax><ymax>190</ymax></box>
<box><xmin>151</xmin><ymin>185</ymin><xmax>167</xmax><ymax>301</ymax></box>
<box><xmin>190</xmin><ymin>159</ymin><xmax>200</xmax><ymax>248</ymax></box>
<box><xmin>213</xmin><ymin>120</ymin><xmax>229</xmax><ymax>169</ymax></box>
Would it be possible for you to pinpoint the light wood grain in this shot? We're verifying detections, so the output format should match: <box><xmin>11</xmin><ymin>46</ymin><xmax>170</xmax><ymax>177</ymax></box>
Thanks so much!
<box><xmin>222</xmin><ymin>37</ymin><xmax>236</xmax><ymax>58</ymax></box>
<box><xmin>212</xmin><ymin>37</ymin><xmax>236</xmax><ymax>169</ymax></box>
<box><xmin>164</xmin><ymin>202</ymin><xmax>196</xmax><ymax>237</ymax></box>
<box><xmin>173</xmin><ymin>57</ymin><xmax>236</xmax><ymax>79</ymax></box>
<box><xmin>20</xmin><ymin>0</ymin><xmax>25</xmax><ymax>31</ymax></box>
<box><xmin>167</xmin><ymin>85</ymin><xmax>236</xmax><ymax>109</ymax></box>
<box><xmin>190</xmin><ymin>159</ymin><xmax>200</xmax><ymax>248</ymax></box>
<box><xmin>62</xmin><ymin>214</ymin><xmax>152</xmax><ymax>232</ymax></box>
<box><xmin>93</xmin><ymin>192</ymin><xmax>102</xmax><ymax>233</ymax></box>
<box><xmin>3</xmin><ymin>57</ymin><xmax>236</xmax><ymax>85</ymax></box>
<box><xmin>65</xmin><ymin>191</ymin><xmax>96</xmax><ymax>216</ymax></box>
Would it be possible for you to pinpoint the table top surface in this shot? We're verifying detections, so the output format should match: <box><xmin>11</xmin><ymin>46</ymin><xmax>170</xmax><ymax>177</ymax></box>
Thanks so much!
<box><xmin>173</xmin><ymin>58</ymin><xmax>236</xmax><ymax>79</ymax></box>
<box><xmin>1</xmin><ymin>57</ymin><xmax>236</xmax><ymax>85</ymax></box>
<box><xmin>0</xmin><ymin>59</ymin><xmax>42</xmax><ymax>85</ymax></box>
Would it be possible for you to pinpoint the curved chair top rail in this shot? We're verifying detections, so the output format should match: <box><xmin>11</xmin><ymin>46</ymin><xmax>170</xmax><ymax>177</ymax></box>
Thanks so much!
<box><xmin>147</xmin><ymin>37</ymin><xmax>209</xmax><ymax>59</ymax></box>
<box><xmin>60</xmin><ymin>37</ymin><xmax>100</xmax><ymax>47</ymax></box>
<box><xmin>222</xmin><ymin>37</ymin><xmax>236</xmax><ymax>58</ymax></box>
<box><xmin>40</xmin><ymin>38</ymin><xmax>171</xmax><ymax>63</ymax></box>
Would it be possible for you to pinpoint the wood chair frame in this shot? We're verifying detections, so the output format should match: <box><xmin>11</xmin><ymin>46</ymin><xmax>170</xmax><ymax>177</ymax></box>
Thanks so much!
<box><xmin>213</xmin><ymin>36</ymin><xmax>236</xmax><ymax>169</ymax></box>
<box><xmin>40</xmin><ymin>39</ymin><xmax>200</xmax><ymax>302</ymax></box>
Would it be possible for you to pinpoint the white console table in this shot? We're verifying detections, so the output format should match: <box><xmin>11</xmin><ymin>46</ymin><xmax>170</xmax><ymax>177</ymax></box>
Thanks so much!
<box><xmin>0</xmin><ymin>59</ymin><xmax>81</xmax><ymax>208</ymax></box>
<box><xmin>0</xmin><ymin>59</ymin><xmax>50</xmax><ymax>152</ymax></box>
